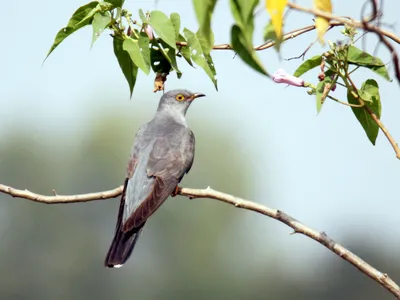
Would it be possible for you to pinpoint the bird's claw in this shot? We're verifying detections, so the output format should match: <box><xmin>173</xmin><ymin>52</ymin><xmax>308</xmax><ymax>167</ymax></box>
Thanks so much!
<box><xmin>171</xmin><ymin>186</ymin><xmax>181</xmax><ymax>197</ymax></box>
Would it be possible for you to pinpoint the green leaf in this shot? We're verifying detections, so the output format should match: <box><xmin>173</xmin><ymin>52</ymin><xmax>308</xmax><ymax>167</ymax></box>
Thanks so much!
<box><xmin>139</xmin><ymin>9</ymin><xmax>147</xmax><ymax>23</ymax></box>
<box><xmin>46</xmin><ymin>1</ymin><xmax>100</xmax><ymax>59</ymax></box>
<box><xmin>315</xmin><ymin>81</ymin><xmax>325</xmax><ymax>113</ymax></box>
<box><xmin>177</xmin><ymin>34</ymin><xmax>193</xmax><ymax>66</ymax></box>
<box><xmin>347</xmin><ymin>45</ymin><xmax>390</xmax><ymax>81</ymax></box>
<box><xmin>293</xmin><ymin>55</ymin><xmax>323</xmax><ymax>77</ymax></box>
<box><xmin>361</xmin><ymin>80</ymin><xmax>381</xmax><ymax>115</ymax></box>
<box><xmin>113</xmin><ymin>37</ymin><xmax>138</xmax><ymax>97</ymax></box>
<box><xmin>347</xmin><ymin>79</ymin><xmax>381</xmax><ymax>145</ymax></box>
<box><xmin>150</xmin><ymin>42</ymin><xmax>172</xmax><ymax>74</ymax></box>
<box><xmin>149</xmin><ymin>38</ymin><xmax>181</xmax><ymax>78</ymax></box>
<box><xmin>358</xmin><ymin>87</ymin><xmax>373</xmax><ymax>102</ymax></box>
<box><xmin>193</xmin><ymin>0</ymin><xmax>217</xmax><ymax>49</ymax></box>
<box><xmin>183</xmin><ymin>28</ymin><xmax>217</xmax><ymax>89</ymax></box>
<box><xmin>123</xmin><ymin>37</ymin><xmax>151</xmax><ymax>75</ymax></box>
<box><xmin>315</xmin><ymin>76</ymin><xmax>332</xmax><ymax>114</ymax></box>
<box><xmin>368</xmin><ymin>65</ymin><xmax>391</xmax><ymax>81</ymax></box>
<box><xmin>231</xmin><ymin>25</ymin><xmax>267</xmax><ymax>76</ymax></box>
<box><xmin>229</xmin><ymin>0</ymin><xmax>242</xmax><ymax>26</ymax></box>
<box><xmin>195</xmin><ymin>30</ymin><xmax>214</xmax><ymax>55</ymax></box>
<box><xmin>170</xmin><ymin>13</ymin><xmax>181</xmax><ymax>40</ymax></box>
<box><xmin>230</xmin><ymin>0</ymin><xmax>259</xmax><ymax>40</ymax></box>
<box><xmin>106</xmin><ymin>0</ymin><xmax>125</xmax><ymax>7</ymax></box>
<box><xmin>158</xmin><ymin>40</ymin><xmax>181</xmax><ymax>76</ymax></box>
<box><xmin>77</xmin><ymin>3</ymin><xmax>102</xmax><ymax>27</ymax></box>
<box><xmin>138</xmin><ymin>32</ymin><xmax>151</xmax><ymax>71</ymax></box>
<box><xmin>263</xmin><ymin>21</ymin><xmax>282</xmax><ymax>51</ymax></box>
<box><xmin>229</xmin><ymin>0</ymin><xmax>265</xmax><ymax>75</ymax></box>
<box><xmin>91</xmin><ymin>12</ymin><xmax>111</xmax><ymax>48</ymax></box>
<box><xmin>240</xmin><ymin>0</ymin><xmax>259</xmax><ymax>23</ymax></box>
<box><xmin>348</xmin><ymin>45</ymin><xmax>384</xmax><ymax>66</ymax></box>
<box><xmin>204</xmin><ymin>52</ymin><xmax>217</xmax><ymax>84</ymax></box>
<box><xmin>148</xmin><ymin>11</ymin><xmax>177</xmax><ymax>49</ymax></box>
<box><xmin>359</xmin><ymin>79</ymin><xmax>381</xmax><ymax>108</ymax></box>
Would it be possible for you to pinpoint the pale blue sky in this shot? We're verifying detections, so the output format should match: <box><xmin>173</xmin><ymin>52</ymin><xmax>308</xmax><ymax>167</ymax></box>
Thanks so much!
<box><xmin>2</xmin><ymin>0</ymin><xmax>400</xmax><ymax>268</ymax></box>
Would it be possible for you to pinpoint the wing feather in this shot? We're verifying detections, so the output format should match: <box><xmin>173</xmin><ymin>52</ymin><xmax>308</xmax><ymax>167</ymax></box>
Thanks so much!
<box><xmin>123</xmin><ymin>125</ymin><xmax>195</xmax><ymax>231</ymax></box>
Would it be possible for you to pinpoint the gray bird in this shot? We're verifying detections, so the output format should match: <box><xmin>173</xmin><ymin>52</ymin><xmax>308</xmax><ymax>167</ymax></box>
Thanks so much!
<box><xmin>105</xmin><ymin>89</ymin><xmax>205</xmax><ymax>268</ymax></box>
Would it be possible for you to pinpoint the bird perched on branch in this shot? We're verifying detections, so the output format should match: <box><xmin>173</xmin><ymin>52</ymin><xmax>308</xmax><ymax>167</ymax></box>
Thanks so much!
<box><xmin>105</xmin><ymin>89</ymin><xmax>205</xmax><ymax>268</ymax></box>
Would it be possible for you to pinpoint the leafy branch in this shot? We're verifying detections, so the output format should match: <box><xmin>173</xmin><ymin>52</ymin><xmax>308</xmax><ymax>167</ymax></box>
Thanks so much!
<box><xmin>44</xmin><ymin>0</ymin><xmax>400</xmax><ymax>160</ymax></box>
<box><xmin>282</xmin><ymin>28</ymin><xmax>399</xmax><ymax>159</ymax></box>
<box><xmin>0</xmin><ymin>182</ymin><xmax>399</xmax><ymax>298</ymax></box>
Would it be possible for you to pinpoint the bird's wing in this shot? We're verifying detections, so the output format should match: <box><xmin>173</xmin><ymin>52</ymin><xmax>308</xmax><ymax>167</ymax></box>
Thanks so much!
<box><xmin>122</xmin><ymin>125</ymin><xmax>195</xmax><ymax>231</ymax></box>
<box><xmin>105</xmin><ymin>123</ymin><xmax>152</xmax><ymax>267</ymax></box>
<box><xmin>121</xmin><ymin>123</ymin><xmax>155</xmax><ymax>225</ymax></box>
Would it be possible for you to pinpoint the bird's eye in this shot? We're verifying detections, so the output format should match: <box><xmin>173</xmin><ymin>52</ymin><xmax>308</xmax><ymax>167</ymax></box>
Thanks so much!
<box><xmin>175</xmin><ymin>94</ymin><xmax>185</xmax><ymax>102</ymax></box>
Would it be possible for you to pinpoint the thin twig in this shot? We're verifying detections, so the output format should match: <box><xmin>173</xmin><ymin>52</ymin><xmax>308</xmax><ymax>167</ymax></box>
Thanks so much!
<box><xmin>178</xmin><ymin>20</ymin><xmax>398</xmax><ymax>53</ymax></box>
<box><xmin>287</xmin><ymin>2</ymin><xmax>400</xmax><ymax>44</ymax></box>
<box><xmin>286</xmin><ymin>36</ymin><xmax>319</xmax><ymax>61</ymax></box>
<box><xmin>286</xmin><ymin>22</ymin><xmax>338</xmax><ymax>61</ymax></box>
<box><xmin>364</xmin><ymin>23</ymin><xmax>400</xmax><ymax>87</ymax></box>
<box><xmin>327</xmin><ymin>95</ymin><xmax>364</xmax><ymax>107</ymax></box>
<box><xmin>0</xmin><ymin>184</ymin><xmax>123</xmax><ymax>204</ymax></box>
<box><xmin>0</xmin><ymin>183</ymin><xmax>399</xmax><ymax>298</ymax></box>
<box><xmin>176</xmin><ymin>24</ymin><xmax>339</xmax><ymax>51</ymax></box>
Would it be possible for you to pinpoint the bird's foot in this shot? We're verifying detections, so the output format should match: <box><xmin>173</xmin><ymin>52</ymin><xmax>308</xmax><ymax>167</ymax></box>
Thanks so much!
<box><xmin>171</xmin><ymin>186</ymin><xmax>181</xmax><ymax>197</ymax></box>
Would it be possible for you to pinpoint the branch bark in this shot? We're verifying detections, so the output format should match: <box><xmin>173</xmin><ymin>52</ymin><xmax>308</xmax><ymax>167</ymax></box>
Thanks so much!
<box><xmin>177</xmin><ymin>22</ymin><xmax>344</xmax><ymax>52</ymax></box>
<box><xmin>287</xmin><ymin>2</ymin><xmax>400</xmax><ymax>44</ymax></box>
<box><xmin>0</xmin><ymin>183</ymin><xmax>399</xmax><ymax>298</ymax></box>
<box><xmin>0</xmin><ymin>184</ymin><xmax>123</xmax><ymax>204</ymax></box>
<box><xmin>176</xmin><ymin>6</ymin><xmax>400</xmax><ymax>53</ymax></box>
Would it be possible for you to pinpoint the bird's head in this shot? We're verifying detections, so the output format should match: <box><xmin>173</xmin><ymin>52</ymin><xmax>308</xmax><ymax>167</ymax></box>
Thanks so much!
<box><xmin>157</xmin><ymin>89</ymin><xmax>206</xmax><ymax>116</ymax></box>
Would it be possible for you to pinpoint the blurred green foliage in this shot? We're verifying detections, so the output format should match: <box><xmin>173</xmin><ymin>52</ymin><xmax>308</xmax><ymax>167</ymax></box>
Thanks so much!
<box><xmin>0</xmin><ymin>92</ymin><xmax>399</xmax><ymax>300</ymax></box>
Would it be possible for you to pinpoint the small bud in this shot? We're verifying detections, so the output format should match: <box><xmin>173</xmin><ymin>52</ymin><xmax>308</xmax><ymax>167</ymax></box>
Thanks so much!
<box><xmin>330</xmin><ymin>75</ymin><xmax>337</xmax><ymax>91</ymax></box>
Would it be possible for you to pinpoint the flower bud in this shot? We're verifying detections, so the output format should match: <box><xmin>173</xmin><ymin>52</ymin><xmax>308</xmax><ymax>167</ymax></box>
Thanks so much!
<box><xmin>144</xmin><ymin>25</ymin><xmax>154</xmax><ymax>40</ymax></box>
<box><xmin>272</xmin><ymin>69</ymin><xmax>305</xmax><ymax>87</ymax></box>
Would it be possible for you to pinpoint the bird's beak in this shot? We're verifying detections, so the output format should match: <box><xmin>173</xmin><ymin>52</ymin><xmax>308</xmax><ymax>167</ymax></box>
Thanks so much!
<box><xmin>189</xmin><ymin>93</ymin><xmax>206</xmax><ymax>101</ymax></box>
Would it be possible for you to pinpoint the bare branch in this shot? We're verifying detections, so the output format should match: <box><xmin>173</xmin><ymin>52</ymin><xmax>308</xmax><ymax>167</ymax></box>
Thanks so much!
<box><xmin>286</xmin><ymin>2</ymin><xmax>400</xmax><ymax>44</ymax></box>
<box><xmin>0</xmin><ymin>184</ymin><xmax>123</xmax><ymax>204</ymax></box>
<box><xmin>0</xmin><ymin>183</ymin><xmax>399</xmax><ymax>298</ymax></box>
<box><xmin>176</xmin><ymin>24</ymin><xmax>338</xmax><ymax>52</ymax></box>
<box><xmin>179</xmin><ymin>187</ymin><xmax>400</xmax><ymax>299</ymax></box>
<box><xmin>177</xmin><ymin>20</ymin><xmax>397</xmax><ymax>54</ymax></box>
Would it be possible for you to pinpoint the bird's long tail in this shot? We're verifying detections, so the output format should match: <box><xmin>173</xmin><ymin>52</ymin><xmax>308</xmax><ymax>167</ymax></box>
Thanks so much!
<box><xmin>104</xmin><ymin>179</ymin><xmax>145</xmax><ymax>268</ymax></box>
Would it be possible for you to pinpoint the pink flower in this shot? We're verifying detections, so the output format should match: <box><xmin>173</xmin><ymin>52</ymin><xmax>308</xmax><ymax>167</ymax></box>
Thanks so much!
<box><xmin>144</xmin><ymin>25</ymin><xmax>154</xmax><ymax>40</ymax></box>
<box><xmin>272</xmin><ymin>69</ymin><xmax>304</xmax><ymax>87</ymax></box>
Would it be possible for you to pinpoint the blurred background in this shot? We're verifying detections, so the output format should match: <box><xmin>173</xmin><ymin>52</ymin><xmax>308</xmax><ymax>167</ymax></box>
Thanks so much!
<box><xmin>1</xmin><ymin>0</ymin><xmax>400</xmax><ymax>299</ymax></box>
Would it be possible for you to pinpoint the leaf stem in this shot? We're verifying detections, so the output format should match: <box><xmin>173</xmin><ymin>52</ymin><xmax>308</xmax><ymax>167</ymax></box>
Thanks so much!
<box><xmin>327</xmin><ymin>95</ymin><xmax>364</xmax><ymax>107</ymax></box>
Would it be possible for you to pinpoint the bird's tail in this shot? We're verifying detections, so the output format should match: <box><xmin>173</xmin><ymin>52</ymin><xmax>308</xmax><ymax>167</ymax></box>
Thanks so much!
<box><xmin>104</xmin><ymin>222</ymin><xmax>145</xmax><ymax>268</ymax></box>
<box><xmin>104</xmin><ymin>178</ymin><xmax>145</xmax><ymax>268</ymax></box>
